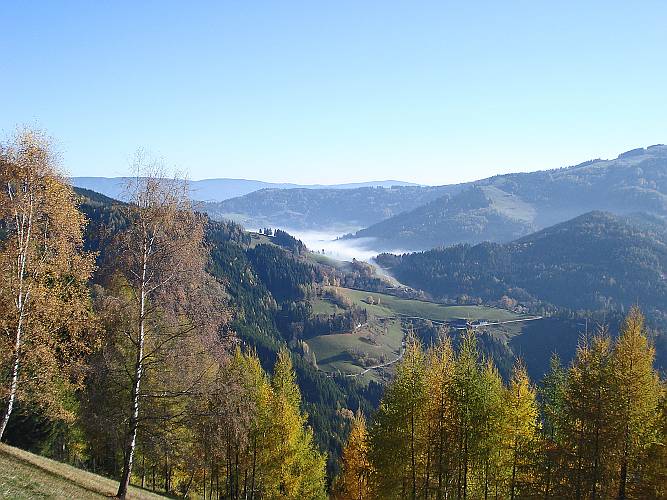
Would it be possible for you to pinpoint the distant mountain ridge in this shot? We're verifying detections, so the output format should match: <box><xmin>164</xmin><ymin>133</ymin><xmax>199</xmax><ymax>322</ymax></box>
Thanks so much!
<box><xmin>74</xmin><ymin>145</ymin><xmax>667</xmax><ymax>245</ymax></box>
<box><xmin>71</xmin><ymin>176</ymin><xmax>419</xmax><ymax>202</ymax></box>
<box><xmin>348</xmin><ymin>144</ymin><xmax>667</xmax><ymax>250</ymax></box>
<box><xmin>204</xmin><ymin>185</ymin><xmax>463</xmax><ymax>232</ymax></box>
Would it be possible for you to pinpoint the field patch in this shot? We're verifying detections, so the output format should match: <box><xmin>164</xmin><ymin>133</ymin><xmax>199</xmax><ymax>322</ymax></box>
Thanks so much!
<box><xmin>305</xmin><ymin>287</ymin><xmax>533</xmax><ymax>379</ymax></box>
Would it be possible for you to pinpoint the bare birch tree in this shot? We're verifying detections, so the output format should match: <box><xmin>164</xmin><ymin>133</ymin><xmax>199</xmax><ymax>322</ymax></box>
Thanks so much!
<box><xmin>113</xmin><ymin>152</ymin><xmax>220</xmax><ymax>499</ymax></box>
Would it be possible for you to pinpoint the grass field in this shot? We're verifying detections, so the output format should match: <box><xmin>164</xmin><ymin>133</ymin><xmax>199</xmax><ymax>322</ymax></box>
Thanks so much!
<box><xmin>307</xmin><ymin>317</ymin><xmax>404</xmax><ymax>379</ymax></box>
<box><xmin>305</xmin><ymin>286</ymin><xmax>529</xmax><ymax>380</ymax></box>
<box><xmin>247</xmin><ymin>231</ymin><xmax>274</xmax><ymax>248</ymax></box>
<box><xmin>0</xmin><ymin>444</ymin><xmax>166</xmax><ymax>500</ymax></box>
<box><xmin>311</xmin><ymin>297</ymin><xmax>343</xmax><ymax>315</ymax></box>
<box><xmin>338</xmin><ymin>287</ymin><xmax>524</xmax><ymax>323</ymax></box>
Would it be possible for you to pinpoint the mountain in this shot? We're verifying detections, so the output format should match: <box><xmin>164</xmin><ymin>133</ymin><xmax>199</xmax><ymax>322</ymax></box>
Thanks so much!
<box><xmin>376</xmin><ymin>210</ymin><xmax>667</xmax><ymax>320</ymax></box>
<box><xmin>204</xmin><ymin>184</ymin><xmax>461</xmax><ymax>231</ymax></box>
<box><xmin>71</xmin><ymin>176</ymin><xmax>419</xmax><ymax>203</ymax></box>
<box><xmin>348</xmin><ymin>145</ymin><xmax>667</xmax><ymax>250</ymax></box>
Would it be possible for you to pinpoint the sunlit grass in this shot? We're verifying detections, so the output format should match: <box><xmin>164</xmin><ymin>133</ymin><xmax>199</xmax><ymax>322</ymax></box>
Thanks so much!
<box><xmin>0</xmin><ymin>444</ymin><xmax>167</xmax><ymax>500</ymax></box>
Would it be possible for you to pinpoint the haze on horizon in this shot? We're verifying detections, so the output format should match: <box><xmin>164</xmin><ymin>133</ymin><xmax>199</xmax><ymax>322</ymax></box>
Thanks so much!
<box><xmin>1</xmin><ymin>1</ymin><xmax>666</xmax><ymax>185</ymax></box>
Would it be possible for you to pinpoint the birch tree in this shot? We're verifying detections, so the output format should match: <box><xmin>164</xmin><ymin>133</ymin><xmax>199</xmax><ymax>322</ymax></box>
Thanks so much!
<box><xmin>112</xmin><ymin>154</ymin><xmax>213</xmax><ymax>499</ymax></box>
<box><xmin>0</xmin><ymin>129</ymin><xmax>94</xmax><ymax>441</ymax></box>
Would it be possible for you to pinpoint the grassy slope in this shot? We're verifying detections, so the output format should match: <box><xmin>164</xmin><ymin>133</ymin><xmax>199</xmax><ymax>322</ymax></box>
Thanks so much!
<box><xmin>339</xmin><ymin>287</ymin><xmax>524</xmax><ymax>322</ymax></box>
<box><xmin>0</xmin><ymin>444</ymin><xmax>166</xmax><ymax>500</ymax></box>
<box><xmin>306</xmin><ymin>287</ymin><xmax>528</xmax><ymax>379</ymax></box>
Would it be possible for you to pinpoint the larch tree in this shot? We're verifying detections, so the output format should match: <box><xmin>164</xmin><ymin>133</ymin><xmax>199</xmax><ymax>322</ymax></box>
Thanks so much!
<box><xmin>502</xmin><ymin>361</ymin><xmax>539</xmax><ymax>499</ymax></box>
<box><xmin>111</xmin><ymin>154</ymin><xmax>216</xmax><ymax>499</ymax></box>
<box><xmin>0</xmin><ymin>129</ymin><xmax>94</xmax><ymax>441</ymax></box>
<box><xmin>423</xmin><ymin>333</ymin><xmax>456</xmax><ymax>499</ymax></box>
<box><xmin>369</xmin><ymin>334</ymin><xmax>427</xmax><ymax>499</ymax></box>
<box><xmin>474</xmin><ymin>358</ymin><xmax>504</xmax><ymax>499</ymax></box>
<box><xmin>610</xmin><ymin>306</ymin><xmax>662</xmax><ymax>498</ymax></box>
<box><xmin>451</xmin><ymin>330</ymin><xmax>489</xmax><ymax>499</ymax></box>
<box><xmin>562</xmin><ymin>330</ymin><xmax>618</xmax><ymax>499</ymax></box>
<box><xmin>266</xmin><ymin>348</ymin><xmax>327</xmax><ymax>499</ymax></box>
<box><xmin>335</xmin><ymin>410</ymin><xmax>371</xmax><ymax>500</ymax></box>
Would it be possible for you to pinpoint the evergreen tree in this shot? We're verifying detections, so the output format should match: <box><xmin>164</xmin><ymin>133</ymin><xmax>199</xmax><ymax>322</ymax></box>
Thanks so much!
<box><xmin>561</xmin><ymin>331</ymin><xmax>617</xmax><ymax>499</ymax></box>
<box><xmin>451</xmin><ymin>330</ymin><xmax>497</xmax><ymax>499</ymax></box>
<box><xmin>538</xmin><ymin>354</ymin><xmax>567</xmax><ymax>498</ymax></box>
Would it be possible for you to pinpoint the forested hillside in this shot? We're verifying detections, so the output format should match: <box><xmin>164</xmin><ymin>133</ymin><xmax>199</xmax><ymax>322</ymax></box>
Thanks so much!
<box><xmin>350</xmin><ymin>145</ymin><xmax>667</xmax><ymax>250</ymax></box>
<box><xmin>204</xmin><ymin>184</ymin><xmax>458</xmax><ymax>231</ymax></box>
<box><xmin>376</xmin><ymin>211</ymin><xmax>667</xmax><ymax>316</ymax></box>
<box><xmin>377</xmin><ymin>211</ymin><xmax>667</xmax><ymax>370</ymax></box>
<box><xmin>1</xmin><ymin>132</ymin><xmax>344</xmax><ymax>498</ymax></box>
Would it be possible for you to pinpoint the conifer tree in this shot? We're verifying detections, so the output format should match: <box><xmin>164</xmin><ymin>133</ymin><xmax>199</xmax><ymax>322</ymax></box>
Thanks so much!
<box><xmin>562</xmin><ymin>331</ymin><xmax>617</xmax><ymax>499</ymax></box>
<box><xmin>538</xmin><ymin>354</ymin><xmax>567</xmax><ymax>498</ymax></box>
<box><xmin>502</xmin><ymin>361</ymin><xmax>539</xmax><ymax>499</ymax></box>
<box><xmin>423</xmin><ymin>334</ymin><xmax>456</xmax><ymax>499</ymax></box>
<box><xmin>475</xmin><ymin>358</ymin><xmax>505</xmax><ymax>499</ymax></box>
<box><xmin>610</xmin><ymin>307</ymin><xmax>662</xmax><ymax>498</ymax></box>
<box><xmin>266</xmin><ymin>349</ymin><xmax>327</xmax><ymax>499</ymax></box>
<box><xmin>451</xmin><ymin>330</ymin><xmax>493</xmax><ymax>499</ymax></box>
<box><xmin>369</xmin><ymin>334</ymin><xmax>427</xmax><ymax>499</ymax></box>
<box><xmin>336</xmin><ymin>410</ymin><xmax>371</xmax><ymax>500</ymax></box>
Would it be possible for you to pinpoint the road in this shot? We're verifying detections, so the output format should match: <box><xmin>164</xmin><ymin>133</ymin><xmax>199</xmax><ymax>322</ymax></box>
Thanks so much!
<box><xmin>396</xmin><ymin>313</ymin><xmax>543</xmax><ymax>330</ymax></box>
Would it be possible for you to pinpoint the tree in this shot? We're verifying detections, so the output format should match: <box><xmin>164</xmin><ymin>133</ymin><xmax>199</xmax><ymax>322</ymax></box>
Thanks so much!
<box><xmin>369</xmin><ymin>335</ymin><xmax>427</xmax><ymax>499</ymax></box>
<box><xmin>0</xmin><ymin>129</ymin><xmax>94</xmax><ymax>441</ymax></box>
<box><xmin>335</xmin><ymin>410</ymin><xmax>371</xmax><ymax>500</ymax></box>
<box><xmin>502</xmin><ymin>361</ymin><xmax>539</xmax><ymax>499</ymax></box>
<box><xmin>610</xmin><ymin>307</ymin><xmax>662</xmax><ymax>498</ymax></box>
<box><xmin>451</xmin><ymin>330</ymin><xmax>494</xmax><ymax>499</ymax></box>
<box><xmin>112</xmin><ymin>155</ymin><xmax>216</xmax><ymax>499</ymax></box>
<box><xmin>423</xmin><ymin>333</ymin><xmax>456</xmax><ymax>499</ymax></box>
<box><xmin>265</xmin><ymin>348</ymin><xmax>327</xmax><ymax>499</ymax></box>
<box><xmin>561</xmin><ymin>330</ymin><xmax>617</xmax><ymax>499</ymax></box>
<box><xmin>538</xmin><ymin>354</ymin><xmax>567</xmax><ymax>498</ymax></box>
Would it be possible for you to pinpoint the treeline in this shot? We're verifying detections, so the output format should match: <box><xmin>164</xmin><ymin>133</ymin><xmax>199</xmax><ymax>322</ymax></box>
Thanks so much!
<box><xmin>335</xmin><ymin>308</ymin><xmax>667</xmax><ymax>499</ymax></box>
<box><xmin>0</xmin><ymin>130</ymin><xmax>328</xmax><ymax>498</ymax></box>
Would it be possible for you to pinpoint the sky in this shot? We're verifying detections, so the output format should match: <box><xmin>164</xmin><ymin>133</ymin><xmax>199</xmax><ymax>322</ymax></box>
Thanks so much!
<box><xmin>1</xmin><ymin>1</ymin><xmax>666</xmax><ymax>185</ymax></box>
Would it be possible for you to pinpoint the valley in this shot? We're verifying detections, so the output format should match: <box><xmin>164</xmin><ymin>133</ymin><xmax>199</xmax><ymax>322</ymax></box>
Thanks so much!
<box><xmin>5</xmin><ymin>137</ymin><xmax>667</xmax><ymax>499</ymax></box>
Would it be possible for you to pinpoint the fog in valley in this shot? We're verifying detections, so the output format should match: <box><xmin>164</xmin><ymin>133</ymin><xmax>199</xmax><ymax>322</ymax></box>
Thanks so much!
<box><xmin>277</xmin><ymin>228</ymin><xmax>410</xmax><ymax>263</ymax></box>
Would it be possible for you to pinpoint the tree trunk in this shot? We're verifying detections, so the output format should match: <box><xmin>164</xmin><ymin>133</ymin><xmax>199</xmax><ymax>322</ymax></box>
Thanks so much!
<box><xmin>0</xmin><ymin>279</ymin><xmax>27</xmax><ymax>441</ymax></box>
<box><xmin>411</xmin><ymin>409</ymin><xmax>417</xmax><ymax>500</ymax></box>
<box><xmin>0</xmin><ymin>326</ymin><xmax>22</xmax><ymax>440</ymax></box>
<box><xmin>116</xmin><ymin>249</ymin><xmax>148</xmax><ymax>499</ymax></box>
<box><xmin>250</xmin><ymin>436</ymin><xmax>257</xmax><ymax>500</ymax></box>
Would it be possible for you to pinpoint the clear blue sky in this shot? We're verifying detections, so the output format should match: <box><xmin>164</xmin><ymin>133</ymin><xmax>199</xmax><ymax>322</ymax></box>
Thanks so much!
<box><xmin>1</xmin><ymin>1</ymin><xmax>666</xmax><ymax>184</ymax></box>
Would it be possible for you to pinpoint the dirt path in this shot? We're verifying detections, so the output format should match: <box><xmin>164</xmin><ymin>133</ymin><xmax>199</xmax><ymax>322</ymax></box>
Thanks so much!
<box><xmin>344</xmin><ymin>340</ymin><xmax>406</xmax><ymax>377</ymax></box>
